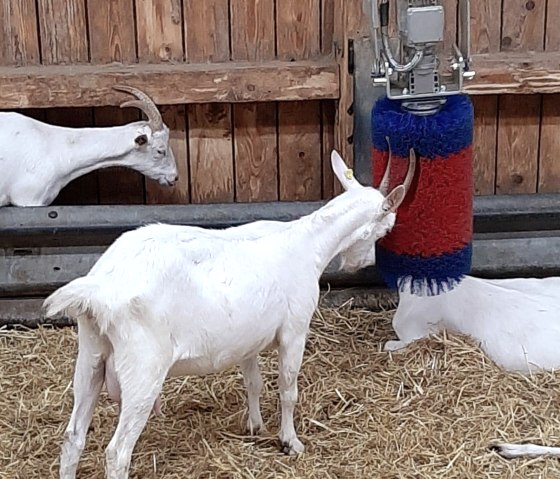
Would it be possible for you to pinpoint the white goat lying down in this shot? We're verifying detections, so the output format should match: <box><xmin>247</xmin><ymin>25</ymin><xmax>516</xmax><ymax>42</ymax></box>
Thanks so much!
<box><xmin>44</xmin><ymin>148</ymin><xmax>416</xmax><ymax>479</ymax></box>
<box><xmin>0</xmin><ymin>85</ymin><xmax>178</xmax><ymax>207</ymax></box>
<box><xmin>384</xmin><ymin>275</ymin><xmax>560</xmax><ymax>459</ymax></box>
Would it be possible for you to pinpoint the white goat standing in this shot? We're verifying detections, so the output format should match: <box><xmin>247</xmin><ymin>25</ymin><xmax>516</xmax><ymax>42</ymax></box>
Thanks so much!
<box><xmin>44</xmin><ymin>148</ymin><xmax>416</xmax><ymax>479</ymax></box>
<box><xmin>0</xmin><ymin>85</ymin><xmax>178</xmax><ymax>207</ymax></box>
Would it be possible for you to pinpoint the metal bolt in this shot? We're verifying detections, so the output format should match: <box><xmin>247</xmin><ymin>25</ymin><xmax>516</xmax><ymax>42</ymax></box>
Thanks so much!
<box><xmin>48</xmin><ymin>211</ymin><xmax>58</xmax><ymax>219</ymax></box>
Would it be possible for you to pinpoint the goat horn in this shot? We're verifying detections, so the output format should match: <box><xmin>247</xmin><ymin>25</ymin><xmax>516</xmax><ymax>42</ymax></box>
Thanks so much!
<box><xmin>402</xmin><ymin>148</ymin><xmax>417</xmax><ymax>196</ymax></box>
<box><xmin>378</xmin><ymin>136</ymin><xmax>392</xmax><ymax>195</ymax></box>
<box><xmin>113</xmin><ymin>85</ymin><xmax>164</xmax><ymax>131</ymax></box>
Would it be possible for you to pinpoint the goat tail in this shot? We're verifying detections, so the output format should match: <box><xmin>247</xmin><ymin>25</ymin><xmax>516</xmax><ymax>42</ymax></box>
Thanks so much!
<box><xmin>44</xmin><ymin>276</ymin><xmax>108</xmax><ymax>327</ymax></box>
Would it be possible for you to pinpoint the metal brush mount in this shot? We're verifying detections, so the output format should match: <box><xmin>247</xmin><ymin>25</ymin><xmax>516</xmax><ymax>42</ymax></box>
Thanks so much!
<box><xmin>371</xmin><ymin>0</ymin><xmax>475</xmax><ymax>115</ymax></box>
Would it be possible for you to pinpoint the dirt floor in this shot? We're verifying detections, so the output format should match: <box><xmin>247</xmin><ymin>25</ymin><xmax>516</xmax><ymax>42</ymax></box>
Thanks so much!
<box><xmin>2</xmin><ymin>301</ymin><xmax>560</xmax><ymax>478</ymax></box>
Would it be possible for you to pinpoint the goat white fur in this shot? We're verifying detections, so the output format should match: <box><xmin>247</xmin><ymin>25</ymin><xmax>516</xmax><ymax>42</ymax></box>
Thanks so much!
<box><xmin>44</xmin><ymin>149</ymin><xmax>415</xmax><ymax>479</ymax></box>
<box><xmin>383</xmin><ymin>275</ymin><xmax>560</xmax><ymax>459</ymax></box>
<box><xmin>0</xmin><ymin>86</ymin><xmax>178</xmax><ymax>207</ymax></box>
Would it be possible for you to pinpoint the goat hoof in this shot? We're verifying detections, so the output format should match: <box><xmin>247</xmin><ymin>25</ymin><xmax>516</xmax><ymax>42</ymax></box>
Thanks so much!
<box><xmin>281</xmin><ymin>438</ymin><xmax>305</xmax><ymax>455</ymax></box>
<box><xmin>383</xmin><ymin>340</ymin><xmax>407</xmax><ymax>352</ymax></box>
<box><xmin>245</xmin><ymin>421</ymin><xmax>266</xmax><ymax>436</ymax></box>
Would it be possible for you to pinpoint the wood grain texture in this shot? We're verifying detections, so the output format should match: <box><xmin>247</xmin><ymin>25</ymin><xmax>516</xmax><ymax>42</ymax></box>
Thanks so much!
<box><xmin>276</xmin><ymin>0</ymin><xmax>320</xmax><ymax>60</ymax></box>
<box><xmin>94</xmin><ymin>107</ymin><xmax>144</xmax><ymax>204</ymax></box>
<box><xmin>146</xmin><ymin>105</ymin><xmax>190</xmax><ymax>203</ymax></box>
<box><xmin>277</xmin><ymin>0</ymin><xmax>322</xmax><ymax>201</ymax></box>
<box><xmin>321</xmin><ymin>0</ymin><xmax>335</xmax><ymax>55</ymax></box>
<box><xmin>0</xmin><ymin>60</ymin><xmax>339</xmax><ymax>108</ymax></box>
<box><xmin>442</xmin><ymin>0</ymin><xmax>457</xmax><ymax>54</ymax></box>
<box><xmin>135</xmin><ymin>0</ymin><xmax>183</xmax><ymax>62</ymax></box>
<box><xmin>37</xmin><ymin>0</ymin><xmax>88</xmax><ymax>64</ymax></box>
<box><xmin>136</xmin><ymin>0</ymin><xmax>188</xmax><ymax>203</ymax></box>
<box><xmin>231</xmin><ymin>0</ymin><xmax>277</xmax><ymax>202</ymax></box>
<box><xmin>233</xmin><ymin>103</ymin><xmax>278</xmax><ymax>202</ymax></box>
<box><xmin>47</xmin><ymin>108</ymin><xmax>99</xmax><ymax>205</ymax></box>
<box><xmin>188</xmin><ymin>104</ymin><xmax>234</xmax><ymax>203</ymax></box>
<box><xmin>546</xmin><ymin>0</ymin><xmax>560</xmax><ymax>50</ymax></box>
<box><xmin>0</xmin><ymin>0</ymin><xmax>40</xmax><ymax>65</ymax></box>
<box><xmin>87</xmin><ymin>0</ymin><xmax>136</xmax><ymax>64</ymax></box>
<box><xmin>470</xmin><ymin>0</ymin><xmax>501</xmax><ymax>53</ymax></box>
<box><xmin>539</xmin><ymin>1</ymin><xmax>560</xmax><ymax>193</ymax></box>
<box><xmin>465</xmin><ymin>52</ymin><xmax>560</xmax><ymax>95</ymax></box>
<box><xmin>230</xmin><ymin>0</ymin><xmax>275</xmax><ymax>61</ymax></box>
<box><xmin>500</xmin><ymin>0</ymin><xmax>546</xmax><ymax>52</ymax></box>
<box><xmin>321</xmin><ymin>101</ymin><xmax>335</xmax><ymax>199</ymax></box>
<box><xmin>186</xmin><ymin>0</ymin><xmax>233</xmax><ymax>204</ymax></box>
<box><xmin>496</xmin><ymin>95</ymin><xmax>540</xmax><ymax>195</ymax></box>
<box><xmin>184</xmin><ymin>0</ymin><xmax>229</xmax><ymax>62</ymax></box>
<box><xmin>278</xmin><ymin>101</ymin><xmax>322</xmax><ymax>201</ymax></box>
<box><xmin>538</xmin><ymin>94</ymin><xmax>560</xmax><ymax>193</ymax></box>
<box><xmin>472</xmin><ymin>95</ymin><xmax>497</xmax><ymax>195</ymax></box>
<box><xmin>89</xmin><ymin>0</ymin><xmax>142</xmax><ymax>204</ymax></box>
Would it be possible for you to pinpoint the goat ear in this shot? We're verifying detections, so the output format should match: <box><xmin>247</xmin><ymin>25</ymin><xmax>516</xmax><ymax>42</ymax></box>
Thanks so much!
<box><xmin>331</xmin><ymin>150</ymin><xmax>360</xmax><ymax>191</ymax></box>
<box><xmin>382</xmin><ymin>185</ymin><xmax>406</xmax><ymax>214</ymax></box>
<box><xmin>134</xmin><ymin>134</ymin><xmax>148</xmax><ymax>146</ymax></box>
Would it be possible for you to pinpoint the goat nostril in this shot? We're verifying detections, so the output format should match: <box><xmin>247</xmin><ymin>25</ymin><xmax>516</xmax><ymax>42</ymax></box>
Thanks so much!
<box><xmin>174</xmin><ymin>175</ymin><xmax>179</xmax><ymax>183</ymax></box>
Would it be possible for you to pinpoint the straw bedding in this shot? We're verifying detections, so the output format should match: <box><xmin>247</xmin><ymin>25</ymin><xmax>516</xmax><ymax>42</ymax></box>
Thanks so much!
<box><xmin>2</xmin><ymin>301</ymin><xmax>560</xmax><ymax>478</ymax></box>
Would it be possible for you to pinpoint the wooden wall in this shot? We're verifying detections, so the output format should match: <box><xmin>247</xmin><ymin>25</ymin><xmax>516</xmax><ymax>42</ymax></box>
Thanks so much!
<box><xmin>469</xmin><ymin>0</ymin><xmax>560</xmax><ymax>195</ymax></box>
<box><xmin>0</xmin><ymin>0</ymin><xmax>338</xmax><ymax>205</ymax></box>
<box><xmin>1</xmin><ymin>1</ymin><xmax>559</xmax><ymax>204</ymax></box>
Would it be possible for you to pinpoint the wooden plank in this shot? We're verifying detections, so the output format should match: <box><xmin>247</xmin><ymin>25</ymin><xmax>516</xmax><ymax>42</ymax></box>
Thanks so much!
<box><xmin>0</xmin><ymin>0</ymin><xmax>40</xmax><ymax>65</ymax></box>
<box><xmin>89</xmin><ymin>0</ymin><xmax>142</xmax><ymax>204</ymax></box>
<box><xmin>496</xmin><ymin>0</ymin><xmax>544</xmax><ymax>196</ymax></box>
<box><xmin>332</xmin><ymin>0</ymin><xmax>369</xmax><ymax>195</ymax></box>
<box><xmin>469</xmin><ymin>1</ymin><xmax>499</xmax><ymax>196</ymax></box>
<box><xmin>465</xmin><ymin>52</ymin><xmax>560</xmax><ymax>95</ymax></box>
<box><xmin>500</xmin><ymin>0</ymin><xmax>546</xmax><ymax>52</ymax></box>
<box><xmin>538</xmin><ymin>94</ymin><xmax>560</xmax><ymax>193</ymax></box>
<box><xmin>470</xmin><ymin>0</ymin><xmax>501</xmax><ymax>54</ymax></box>
<box><xmin>87</xmin><ymin>0</ymin><xmax>136</xmax><ymax>64</ymax></box>
<box><xmin>231</xmin><ymin>0</ymin><xmax>277</xmax><ymax>202</ymax></box>
<box><xmin>233</xmin><ymin>103</ymin><xmax>278</xmax><ymax>202</ymax></box>
<box><xmin>47</xmin><ymin>108</ymin><xmax>99</xmax><ymax>205</ymax></box>
<box><xmin>145</xmin><ymin>105</ymin><xmax>189</xmax><ymax>204</ymax></box>
<box><xmin>185</xmin><ymin>0</ymin><xmax>233</xmax><ymax>204</ymax></box>
<box><xmin>94</xmin><ymin>107</ymin><xmax>144</xmax><ymax>204</ymax></box>
<box><xmin>188</xmin><ymin>104</ymin><xmax>234</xmax><ymax>203</ymax></box>
<box><xmin>136</xmin><ymin>0</ymin><xmax>188</xmax><ymax>204</ymax></box>
<box><xmin>277</xmin><ymin>0</ymin><xmax>322</xmax><ymax>201</ymax></box>
<box><xmin>546</xmin><ymin>0</ymin><xmax>560</xmax><ymax>50</ymax></box>
<box><xmin>321</xmin><ymin>0</ymin><xmax>336</xmax><ymax>198</ymax></box>
<box><xmin>37</xmin><ymin>0</ymin><xmax>88</xmax><ymax>64</ymax></box>
<box><xmin>472</xmin><ymin>96</ymin><xmax>497</xmax><ymax>195</ymax></box>
<box><xmin>495</xmin><ymin>95</ymin><xmax>540</xmax><ymax>195</ymax></box>
<box><xmin>442</xmin><ymin>0</ymin><xmax>457</xmax><ymax>54</ymax></box>
<box><xmin>322</xmin><ymin>101</ymin><xmax>335</xmax><ymax>199</ymax></box>
<box><xmin>539</xmin><ymin>1</ymin><xmax>560</xmax><ymax>193</ymax></box>
<box><xmin>0</xmin><ymin>60</ymin><xmax>339</xmax><ymax>109</ymax></box>
<box><xmin>278</xmin><ymin>100</ymin><xmax>322</xmax><ymax>201</ymax></box>
<box><xmin>135</xmin><ymin>0</ymin><xmax>183</xmax><ymax>62</ymax></box>
<box><xmin>321</xmin><ymin>0</ymin><xmax>335</xmax><ymax>55</ymax></box>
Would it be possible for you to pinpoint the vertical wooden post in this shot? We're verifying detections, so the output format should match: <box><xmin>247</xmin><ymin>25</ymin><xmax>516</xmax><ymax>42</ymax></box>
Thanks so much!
<box><xmin>0</xmin><ymin>0</ymin><xmax>40</xmax><ymax>66</ymax></box>
<box><xmin>277</xmin><ymin>0</ymin><xmax>322</xmax><ymax>201</ymax></box>
<box><xmin>88</xmin><ymin>0</ymin><xmax>144</xmax><ymax>204</ymax></box>
<box><xmin>38</xmin><ymin>0</ymin><xmax>98</xmax><ymax>205</ymax></box>
<box><xmin>136</xmin><ymin>0</ymin><xmax>190</xmax><ymax>204</ymax></box>
<box><xmin>185</xmin><ymin>0</ymin><xmax>234</xmax><ymax>204</ymax></box>
<box><xmin>538</xmin><ymin>0</ymin><xmax>560</xmax><ymax>193</ymax></box>
<box><xmin>470</xmin><ymin>0</ymin><xmax>501</xmax><ymax>195</ymax></box>
<box><xmin>230</xmin><ymin>0</ymin><xmax>278</xmax><ymax>203</ymax></box>
<box><xmin>496</xmin><ymin>0</ymin><xmax>545</xmax><ymax>194</ymax></box>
